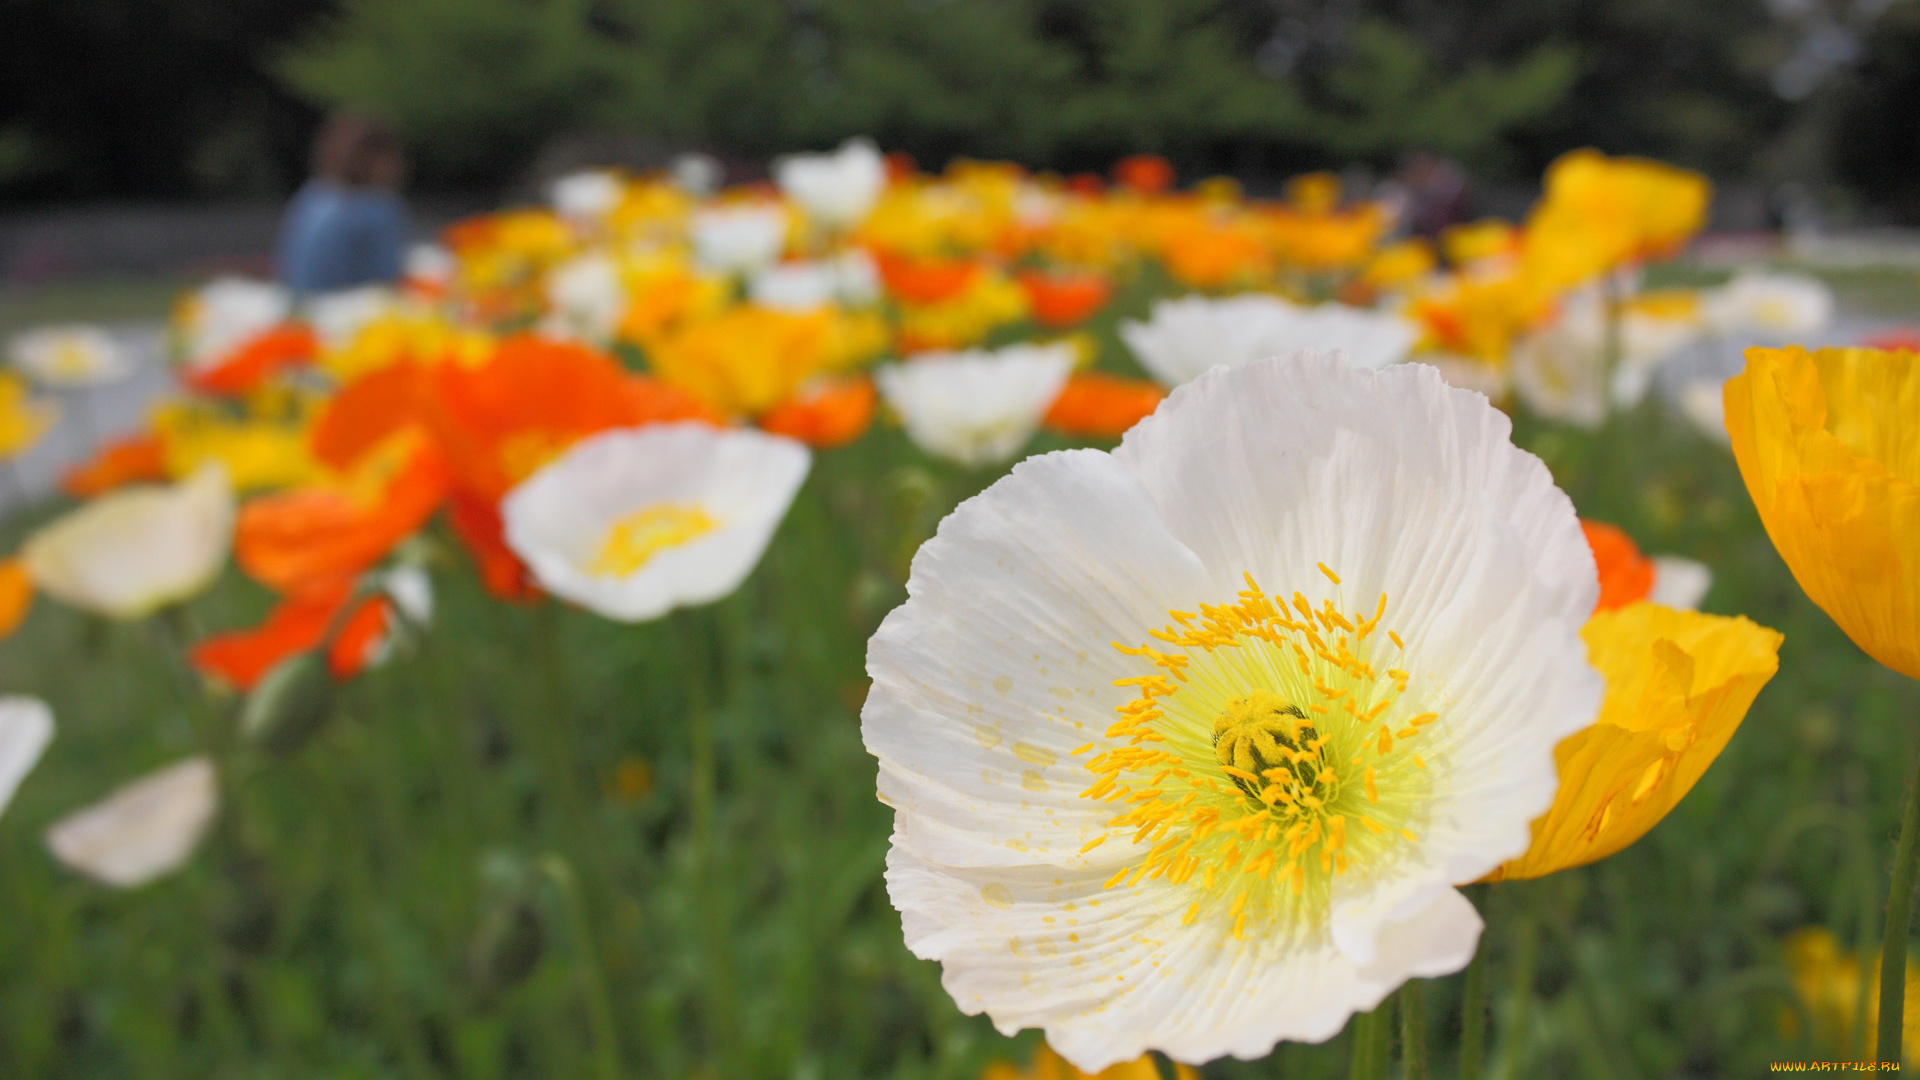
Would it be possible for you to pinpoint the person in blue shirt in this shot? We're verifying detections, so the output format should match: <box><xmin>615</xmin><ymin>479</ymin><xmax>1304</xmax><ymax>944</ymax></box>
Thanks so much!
<box><xmin>276</xmin><ymin>113</ymin><xmax>410</xmax><ymax>295</ymax></box>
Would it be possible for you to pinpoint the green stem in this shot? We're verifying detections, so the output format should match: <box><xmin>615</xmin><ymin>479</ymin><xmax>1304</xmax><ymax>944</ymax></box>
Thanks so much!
<box><xmin>539</xmin><ymin>855</ymin><xmax>622</xmax><ymax>1080</ymax></box>
<box><xmin>1878</xmin><ymin>751</ymin><xmax>1920</xmax><ymax>1064</ymax></box>
<box><xmin>1398</xmin><ymin>980</ymin><xmax>1427</xmax><ymax>1080</ymax></box>
<box><xmin>1493</xmin><ymin>904</ymin><xmax>1539</xmax><ymax>1080</ymax></box>
<box><xmin>1460</xmin><ymin>935</ymin><xmax>1489</xmax><ymax>1080</ymax></box>
<box><xmin>1347</xmin><ymin>1001</ymin><xmax>1391</xmax><ymax>1080</ymax></box>
<box><xmin>678</xmin><ymin>606</ymin><xmax>740</xmax><ymax>1070</ymax></box>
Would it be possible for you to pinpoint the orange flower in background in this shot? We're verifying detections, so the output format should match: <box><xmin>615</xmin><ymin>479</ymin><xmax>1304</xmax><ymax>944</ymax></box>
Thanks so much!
<box><xmin>875</xmin><ymin>249</ymin><xmax>983</xmax><ymax>306</ymax></box>
<box><xmin>980</xmin><ymin>1042</ymin><xmax>1198</xmax><ymax>1080</ymax></box>
<box><xmin>192</xmin><ymin>578</ymin><xmax>390</xmax><ymax>690</ymax></box>
<box><xmin>448</xmin><ymin>492</ymin><xmax>538</xmax><ymax>602</ymax></box>
<box><xmin>1158</xmin><ymin>218</ymin><xmax>1271</xmax><ymax>291</ymax></box>
<box><xmin>0</xmin><ymin>558</ymin><xmax>33</xmax><ymax>639</ymax></box>
<box><xmin>759</xmin><ymin>377</ymin><xmax>876</xmax><ymax>448</ymax></box>
<box><xmin>1018</xmin><ymin>270</ymin><xmax>1111</xmax><ymax>329</ymax></box>
<box><xmin>235</xmin><ymin>430</ymin><xmax>450</xmax><ymax>595</ymax></box>
<box><xmin>184</xmin><ymin>323</ymin><xmax>317</xmax><ymax>397</ymax></box>
<box><xmin>311</xmin><ymin>361</ymin><xmax>432</xmax><ymax>469</ymax></box>
<box><xmin>1113</xmin><ymin>154</ymin><xmax>1174</xmax><ymax>194</ymax></box>
<box><xmin>1041</xmin><ymin>372</ymin><xmax>1164</xmax><ymax>439</ymax></box>
<box><xmin>428</xmin><ymin>335</ymin><xmax>715</xmax><ymax>499</ymax></box>
<box><xmin>1584</xmin><ymin>519</ymin><xmax>1656</xmax><ymax>613</ymax></box>
<box><xmin>62</xmin><ymin>433</ymin><xmax>167</xmax><ymax>498</ymax></box>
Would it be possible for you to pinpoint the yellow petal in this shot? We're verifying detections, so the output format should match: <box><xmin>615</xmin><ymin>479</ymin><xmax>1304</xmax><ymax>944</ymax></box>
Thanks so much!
<box><xmin>1726</xmin><ymin>345</ymin><xmax>1920</xmax><ymax>679</ymax></box>
<box><xmin>1487</xmin><ymin>602</ymin><xmax>1781</xmax><ymax>881</ymax></box>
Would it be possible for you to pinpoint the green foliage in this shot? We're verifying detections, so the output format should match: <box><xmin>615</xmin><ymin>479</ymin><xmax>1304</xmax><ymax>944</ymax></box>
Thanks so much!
<box><xmin>277</xmin><ymin>0</ymin><xmax>1576</xmax><ymax>187</ymax></box>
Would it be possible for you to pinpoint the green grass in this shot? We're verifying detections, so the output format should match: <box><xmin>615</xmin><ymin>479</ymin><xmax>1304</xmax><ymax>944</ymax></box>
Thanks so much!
<box><xmin>0</xmin><ymin>266</ymin><xmax>1914</xmax><ymax>1077</ymax></box>
<box><xmin>0</xmin><ymin>277</ymin><xmax>196</xmax><ymax>339</ymax></box>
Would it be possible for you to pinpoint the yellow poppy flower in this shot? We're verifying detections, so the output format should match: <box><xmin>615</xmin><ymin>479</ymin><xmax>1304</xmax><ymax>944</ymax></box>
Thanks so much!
<box><xmin>1724</xmin><ymin>345</ymin><xmax>1920</xmax><ymax>679</ymax></box>
<box><xmin>150</xmin><ymin>390</ymin><xmax>323</xmax><ymax>493</ymax></box>
<box><xmin>980</xmin><ymin>1042</ymin><xmax>1200</xmax><ymax>1080</ymax></box>
<box><xmin>1488</xmin><ymin>602</ymin><xmax>1781</xmax><ymax>881</ymax></box>
<box><xmin>0</xmin><ymin>372</ymin><xmax>60</xmax><ymax>459</ymax></box>
<box><xmin>647</xmin><ymin>305</ymin><xmax>858</xmax><ymax>418</ymax></box>
<box><xmin>1783</xmin><ymin>926</ymin><xmax>1920</xmax><ymax>1065</ymax></box>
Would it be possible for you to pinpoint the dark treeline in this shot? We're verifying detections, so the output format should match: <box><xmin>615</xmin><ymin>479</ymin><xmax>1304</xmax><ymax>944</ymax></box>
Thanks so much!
<box><xmin>3</xmin><ymin>0</ymin><xmax>1918</xmax><ymax>218</ymax></box>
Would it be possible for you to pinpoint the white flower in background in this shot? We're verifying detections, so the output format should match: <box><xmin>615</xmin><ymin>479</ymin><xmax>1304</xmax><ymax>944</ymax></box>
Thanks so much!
<box><xmin>0</xmin><ymin>696</ymin><xmax>53</xmax><ymax>820</ymax></box>
<box><xmin>543</xmin><ymin>253</ymin><xmax>628</xmax><ymax>344</ymax></box>
<box><xmin>1650</xmin><ymin>556</ymin><xmax>1712</xmax><ymax>610</ymax></box>
<box><xmin>46</xmin><ymin>757</ymin><xmax>218</xmax><ymax>888</ymax></box>
<box><xmin>671</xmin><ymin>152</ymin><xmax>724</xmax><ymax>197</ymax></box>
<box><xmin>382</xmin><ymin>565</ymin><xmax>434</xmax><ymax>627</ymax></box>
<box><xmin>1614</xmin><ymin>300</ymin><xmax>1704</xmax><ymax>407</ymax></box>
<box><xmin>750</xmin><ymin>250</ymin><xmax>881</xmax><ymax>311</ymax></box>
<box><xmin>177</xmin><ymin>278</ymin><xmax>291</xmax><ymax>371</ymax></box>
<box><xmin>1705</xmin><ymin>270</ymin><xmax>1833</xmax><ymax>336</ymax></box>
<box><xmin>1510</xmin><ymin>289</ymin><xmax>1706</xmax><ymax>425</ymax></box>
<box><xmin>690</xmin><ymin>204</ymin><xmax>791</xmax><ymax>275</ymax></box>
<box><xmin>1678</xmin><ymin>378</ymin><xmax>1732</xmax><ymax>445</ymax></box>
<box><xmin>864</xmin><ymin>352</ymin><xmax>1600</xmax><ymax>1070</ymax></box>
<box><xmin>23</xmin><ymin>464</ymin><xmax>234</xmax><ymax>620</ymax></box>
<box><xmin>8</xmin><ymin>324</ymin><xmax>136</xmax><ymax>388</ymax></box>
<box><xmin>405</xmin><ymin>243</ymin><xmax>457</xmax><ymax>288</ymax></box>
<box><xmin>1121</xmin><ymin>295</ymin><xmax>1415</xmax><ymax>388</ymax></box>
<box><xmin>1418</xmin><ymin>353</ymin><xmax>1511</xmax><ymax>400</ymax></box>
<box><xmin>305</xmin><ymin>286</ymin><xmax>400</xmax><ymax>350</ymax></box>
<box><xmin>503</xmin><ymin>424</ymin><xmax>811</xmax><ymax>623</ymax></box>
<box><xmin>876</xmin><ymin>343</ymin><xmax>1075</xmax><ymax>468</ymax></box>
<box><xmin>775</xmin><ymin>137</ymin><xmax>888</xmax><ymax>229</ymax></box>
<box><xmin>550</xmin><ymin>170</ymin><xmax>625</xmax><ymax>223</ymax></box>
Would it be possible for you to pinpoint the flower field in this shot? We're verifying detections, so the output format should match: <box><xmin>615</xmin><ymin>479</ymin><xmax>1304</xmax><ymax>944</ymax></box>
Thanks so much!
<box><xmin>0</xmin><ymin>141</ymin><xmax>1917</xmax><ymax>1079</ymax></box>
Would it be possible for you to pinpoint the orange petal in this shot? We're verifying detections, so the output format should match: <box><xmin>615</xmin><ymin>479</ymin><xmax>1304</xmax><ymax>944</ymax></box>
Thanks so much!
<box><xmin>759</xmin><ymin>378</ymin><xmax>876</xmax><ymax>448</ymax></box>
<box><xmin>1043</xmin><ymin>373</ymin><xmax>1165</xmax><ymax>439</ymax></box>
<box><xmin>0</xmin><ymin>558</ymin><xmax>33</xmax><ymax>639</ymax></box>
<box><xmin>1582</xmin><ymin>519</ymin><xmax>1655</xmax><ymax>613</ymax></box>
<box><xmin>62</xmin><ymin>434</ymin><xmax>167</xmax><ymax>499</ymax></box>
<box><xmin>193</xmin><ymin>580</ymin><xmax>388</xmax><ymax>690</ymax></box>
<box><xmin>185</xmin><ymin>323</ymin><xmax>317</xmax><ymax>397</ymax></box>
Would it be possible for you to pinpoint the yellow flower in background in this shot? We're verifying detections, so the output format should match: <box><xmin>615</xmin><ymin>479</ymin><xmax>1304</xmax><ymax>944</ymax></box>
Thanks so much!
<box><xmin>1284</xmin><ymin>171</ymin><xmax>1342</xmax><ymax>214</ymax></box>
<box><xmin>1487</xmin><ymin>602</ymin><xmax>1781</xmax><ymax>881</ymax></box>
<box><xmin>893</xmin><ymin>270</ymin><xmax>1029</xmax><ymax>352</ymax></box>
<box><xmin>320</xmin><ymin>312</ymin><xmax>494</xmax><ymax>381</ymax></box>
<box><xmin>980</xmin><ymin>1042</ymin><xmax>1199</xmax><ymax>1080</ymax></box>
<box><xmin>0</xmin><ymin>372</ymin><xmax>60</xmax><ymax>459</ymax></box>
<box><xmin>1523</xmin><ymin>149</ymin><xmax>1710</xmax><ymax>288</ymax></box>
<box><xmin>150</xmin><ymin>389</ymin><xmax>322</xmax><ymax>492</ymax></box>
<box><xmin>1783</xmin><ymin>927</ymin><xmax>1920</xmax><ymax>1065</ymax></box>
<box><xmin>1441</xmin><ymin>219</ymin><xmax>1521</xmax><ymax>269</ymax></box>
<box><xmin>1360</xmin><ymin>239</ymin><xmax>1437</xmax><ymax>290</ymax></box>
<box><xmin>1725</xmin><ymin>345</ymin><xmax>1920</xmax><ymax>679</ymax></box>
<box><xmin>648</xmin><ymin>305</ymin><xmax>860</xmax><ymax>418</ymax></box>
<box><xmin>616</xmin><ymin>251</ymin><xmax>732</xmax><ymax>348</ymax></box>
<box><xmin>605</xmin><ymin>179</ymin><xmax>695</xmax><ymax>246</ymax></box>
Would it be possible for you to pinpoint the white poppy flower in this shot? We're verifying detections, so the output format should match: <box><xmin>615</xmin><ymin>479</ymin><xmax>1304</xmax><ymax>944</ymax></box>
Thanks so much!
<box><xmin>1121</xmin><ymin>295</ymin><xmax>1415</xmax><ymax>388</ymax></box>
<box><xmin>8</xmin><ymin>324</ymin><xmax>136</xmax><ymax>388</ymax></box>
<box><xmin>46</xmin><ymin>757</ymin><xmax>218</xmax><ymax>888</ymax></box>
<box><xmin>1678</xmin><ymin>378</ymin><xmax>1731</xmax><ymax>445</ymax></box>
<box><xmin>23</xmin><ymin>464</ymin><xmax>234</xmax><ymax>620</ymax></box>
<box><xmin>671</xmin><ymin>152</ymin><xmax>724</xmax><ymax>196</ymax></box>
<box><xmin>550</xmin><ymin>170</ymin><xmax>625</xmax><ymax>222</ymax></box>
<box><xmin>0</xmin><ymin>696</ymin><xmax>53</xmax><ymax>820</ymax></box>
<box><xmin>305</xmin><ymin>286</ymin><xmax>400</xmax><ymax>349</ymax></box>
<box><xmin>405</xmin><ymin>243</ymin><xmax>457</xmax><ymax>287</ymax></box>
<box><xmin>177</xmin><ymin>278</ymin><xmax>292</xmax><ymax>372</ymax></box>
<box><xmin>690</xmin><ymin>204</ymin><xmax>791</xmax><ymax>275</ymax></box>
<box><xmin>751</xmin><ymin>251</ymin><xmax>880</xmax><ymax>311</ymax></box>
<box><xmin>1510</xmin><ymin>296</ymin><xmax>1608</xmax><ymax>430</ymax></box>
<box><xmin>543</xmin><ymin>253</ymin><xmax>628</xmax><ymax>343</ymax></box>
<box><xmin>775</xmin><ymin>138</ymin><xmax>888</xmax><ymax>229</ymax></box>
<box><xmin>876</xmin><ymin>343</ymin><xmax>1074</xmax><ymax>468</ymax></box>
<box><xmin>1705</xmin><ymin>270</ymin><xmax>1833</xmax><ymax>336</ymax></box>
<box><xmin>1649</xmin><ymin>556</ymin><xmax>1712</xmax><ymax>610</ymax></box>
<box><xmin>502</xmin><ymin>424</ymin><xmax>811</xmax><ymax>623</ymax></box>
<box><xmin>864</xmin><ymin>351</ymin><xmax>1601</xmax><ymax>1070</ymax></box>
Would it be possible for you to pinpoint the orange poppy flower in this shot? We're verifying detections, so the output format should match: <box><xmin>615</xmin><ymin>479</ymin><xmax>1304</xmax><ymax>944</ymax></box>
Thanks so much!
<box><xmin>1042</xmin><ymin>373</ymin><xmax>1165</xmax><ymax>439</ymax></box>
<box><xmin>0</xmin><ymin>558</ymin><xmax>32</xmax><ymax>639</ymax></box>
<box><xmin>1159</xmin><ymin>222</ymin><xmax>1271</xmax><ymax>291</ymax></box>
<box><xmin>62</xmin><ymin>433</ymin><xmax>167</xmax><ymax>498</ymax></box>
<box><xmin>1113</xmin><ymin>154</ymin><xmax>1174</xmax><ymax>194</ymax></box>
<box><xmin>1019</xmin><ymin>271</ymin><xmax>1112</xmax><ymax>329</ymax></box>
<box><xmin>425</xmin><ymin>335</ymin><xmax>716</xmax><ymax>501</ymax></box>
<box><xmin>192</xmin><ymin>579</ymin><xmax>390</xmax><ymax>690</ymax></box>
<box><xmin>875</xmin><ymin>249</ymin><xmax>984</xmax><ymax>306</ymax></box>
<box><xmin>448</xmin><ymin>491</ymin><xmax>539</xmax><ymax>602</ymax></box>
<box><xmin>1583</xmin><ymin>519</ymin><xmax>1656</xmax><ymax>613</ymax></box>
<box><xmin>184</xmin><ymin>323</ymin><xmax>317</xmax><ymax>397</ymax></box>
<box><xmin>311</xmin><ymin>360</ymin><xmax>433</xmax><ymax>470</ymax></box>
<box><xmin>235</xmin><ymin>431</ymin><xmax>451</xmax><ymax>595</ymax></box>
<box><xmin>1066</xmin><ymin>173</ymin><xmax>1105</xmax><ymax>196</ymax></box>
<box><xmin>759</xmin><ymin>377</ymin><xmax>877</xmax><ymax>448</ymax></box>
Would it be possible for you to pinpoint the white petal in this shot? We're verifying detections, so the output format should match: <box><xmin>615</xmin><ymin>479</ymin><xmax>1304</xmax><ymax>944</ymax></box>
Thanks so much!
<box><xmin>502</xmin><ymin>423</ymin><xmax>810</xmax><ymax>622</ymax></box>
<box><xmin>774</xmin><ymin>138</ymin><xmax>887</xmax><ymax>228</ymax></box>
<box><xmin>876</xmin><ymin>344</ymin><xmax>1073</xmax><ymax>468</ymax></box>
<box><xmin>46</xmin><ymin>757</ymin><xmax>218</xmax><ymax>887</ymax></box>
<box><xmin>1650</xmin><ymin>556</ymin><xmax>1712</xmax><ymax>611</ymax></box>
<box><xmin>865</xmin><ymin>449</ymin><xmax>1212</xmax><ymax>866</ymax></box>
<box><xmin>0</xmin><ymin>696</ymin><xmax>53</xmax><ymax>819</ymax></box>
<box><xmin>23</xmin><ymin>464</ymin><xmax>235</xmax><ymax>619</ymax></box>
<box><xmin>8</xmin><ymin>324</ymin><xmax>136</xmax><ymax>387</ymax></box>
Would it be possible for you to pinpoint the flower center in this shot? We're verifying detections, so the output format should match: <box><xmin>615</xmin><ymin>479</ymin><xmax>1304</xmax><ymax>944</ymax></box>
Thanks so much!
<box><xmin>1072</xmin><ymin>567</ymin><xmax>1440</xmax><ymax>940</ymax></box>
<box><xmin>589</xmin><ymin>504</ymin><xmax>717</xmax><ymax>576</ymax></box>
